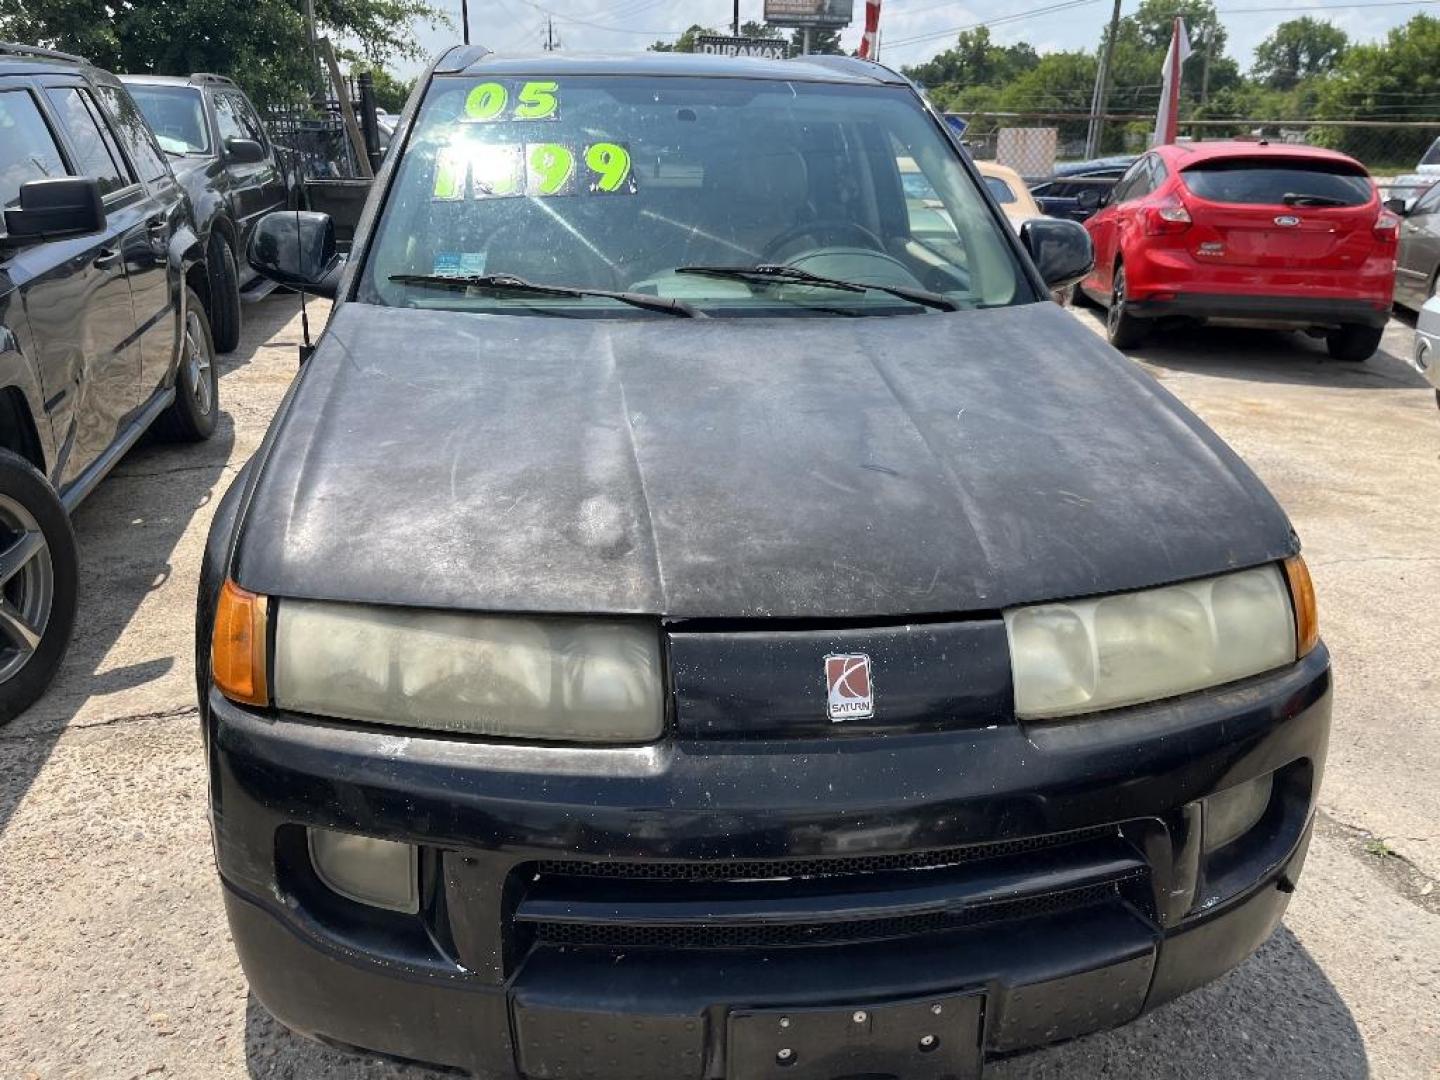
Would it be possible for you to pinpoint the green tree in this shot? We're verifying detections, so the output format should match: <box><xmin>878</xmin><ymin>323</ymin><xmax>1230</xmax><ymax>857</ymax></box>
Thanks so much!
<box><xmin>900</xmin><ymin>27</ymin><xmax>1039</xmax><ymax>90</ymax></box>
<box><xmin>790</xmin><ymin>27</ymin><xmax>844</xmax><ymax>55</ymax></box>
<box><xmin>0</xmin><ymin>0</ymin><xmax>444</xmax><ymax>109</ymax></box>
<box><xmin>648</xmin><ymin>24</ymin><xmax>720</xmax><ymax>52</ymax></box>
<box><xmin>361</xmin><ymin>68</ymin><xmax>414</xmax><ymax>113</ymax></box>
<box><xmin>740</xmin><ymin>21</ymin><xmax>781</xmax><ymax>40</ymax></box>
<box><xmin>1251</xmin><ymin>17</ymin><xmax>1349</xmax><ymax>90</ymax></box>
<box><xmin>1312</xmin><ymin>14</ymin><xmax>1440</xmax><ymax>166</ymax></box>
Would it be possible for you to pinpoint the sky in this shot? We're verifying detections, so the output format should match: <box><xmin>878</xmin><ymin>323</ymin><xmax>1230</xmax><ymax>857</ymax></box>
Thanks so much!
<box><xmin>397</xmin><ymin>0</ymin><xmax>1440</xmax><ymax>78</ymax></box>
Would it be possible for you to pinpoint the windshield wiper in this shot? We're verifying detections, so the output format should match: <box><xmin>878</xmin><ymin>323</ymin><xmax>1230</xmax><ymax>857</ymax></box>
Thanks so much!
<box><xmin>676</xmin><ymin>264</ymin><xmax>960</xmax><ymax>312</ymax></box>
<box><xmin>388</xmin><ymin>273</ymin><xmax>701</xmax><ymax>318</ymax></box>
<box><xmin>1280</xmin><ymin>192</ymin><xmax>1350</xmax><ymax>208</ymax></box>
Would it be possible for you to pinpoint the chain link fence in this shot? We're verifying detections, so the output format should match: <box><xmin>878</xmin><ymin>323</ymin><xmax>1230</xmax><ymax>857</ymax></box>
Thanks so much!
<box><xmin>957</xmin><ymin>111</ymin><xmax>1440</xmax><ymax>197</ymax></box>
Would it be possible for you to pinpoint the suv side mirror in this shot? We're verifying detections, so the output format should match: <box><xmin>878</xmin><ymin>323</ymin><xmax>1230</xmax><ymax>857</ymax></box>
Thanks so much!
<box><xmin>225</xmin><ymin>138</ymin><xmax>267</xmax><ymax>165</ymax></box>
<box><xmin>1383</xmin><ymin>196</ymin><xmax>1409</xmax><ymax>216</ymax></box>
<box><xmin>2</xmin><ymin>177</ymin><xmax>105</xmax><ymax>244</ymax></box>
<box><xmin>247</xmin><ymin>211</ymin><xmax>339</xmax><ymax>297</ymax></box>
<box><xmin>1020</xmin><ymin>217</ymin><xmax>1094</xmax><ymax>291</ymax></box>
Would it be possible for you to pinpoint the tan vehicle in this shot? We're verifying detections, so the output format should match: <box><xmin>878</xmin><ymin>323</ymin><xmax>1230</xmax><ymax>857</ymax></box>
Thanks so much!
<box><xmin>977</xmin><ymin>161</ymin><xmax>1043</xmax><ymax>226</ymax></box>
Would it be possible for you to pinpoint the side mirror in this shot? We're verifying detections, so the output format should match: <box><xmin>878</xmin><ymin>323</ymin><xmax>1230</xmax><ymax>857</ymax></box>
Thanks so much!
<box><xmin>246</xmin><ymin>210</ymin><xmax>339</xmax><ymax>297</ymax></box>
<box><xmin>1383</xmin><ymin>196</ymin><xmax>1409</xmax><ymax>216</ymax></box>
<box><xmin>1076</xmin><ymin>188</ymin><xmax>1102</xmax><ymax>212</ymax></box>
<box><xmin>225</xmin><ymin>138</ymin><xmax>267</xmax><ymax>165</ymax></box>
<box><xmin>2</xmin><ymin>177</ymin><xmax>105</xmax><ymax>244</ymax></box>
<box><xmin>1020</xmin><ymin>217</ymin><xmax>1094</xmax><ymax>292</ymax></box>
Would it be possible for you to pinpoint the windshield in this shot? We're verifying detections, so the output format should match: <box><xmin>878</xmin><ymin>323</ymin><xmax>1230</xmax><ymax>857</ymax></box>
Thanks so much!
<box><xmin>359</xmin><ymin>75</ymin><xmax>1030</xmax><ymax>316</ymax></box>
<box><xmin>126</xmin><ymin>84</ymin><xmax>209</xmax><ymax>154</ymax></box>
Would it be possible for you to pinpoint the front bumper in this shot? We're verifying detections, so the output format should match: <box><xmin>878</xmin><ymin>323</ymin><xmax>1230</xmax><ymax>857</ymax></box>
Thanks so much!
<box><xmin>207</xmin><ymin>645</ymin><xmax>1330</xmax><ymax>1078</ymax></box>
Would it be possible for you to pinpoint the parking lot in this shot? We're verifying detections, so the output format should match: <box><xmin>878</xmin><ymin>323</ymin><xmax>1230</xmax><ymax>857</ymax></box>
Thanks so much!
<box><xmin>0</xmin><ymin>293</ymin><xmax>1436</xmax><ymax>1080</ymax></box>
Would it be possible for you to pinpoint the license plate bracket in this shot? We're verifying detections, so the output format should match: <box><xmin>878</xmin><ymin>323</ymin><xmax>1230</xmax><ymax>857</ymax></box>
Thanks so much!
<box><xmin>727</xmin><ymin>991</ymin><xmax>983</xmax><ymax>1080</ymax></box>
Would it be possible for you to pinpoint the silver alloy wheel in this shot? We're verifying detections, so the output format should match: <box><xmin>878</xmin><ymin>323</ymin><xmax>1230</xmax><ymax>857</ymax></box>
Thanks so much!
<box><xmin>185</xmin><ymin>308</ymin><xmax>213</xmax><ymax>417</ymax></box>
<box><xmin>0</xmin><ymin>493</ymin><xmax>53</xmax><ymax>683</ymax></box>
<box><xmin>1108</xmin><ymin>270</ymin><xmax>1126</xmax><ymax>335</ymax></box>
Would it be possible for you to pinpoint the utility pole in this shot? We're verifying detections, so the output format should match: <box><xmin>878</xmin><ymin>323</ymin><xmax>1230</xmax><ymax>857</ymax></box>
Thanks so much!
<box><xmin>802</xmin><ymin>27</ymin><xmax>812</xmax><ymax>54</ymax></box>
<box><xmin>1200</xmin><ymin>36</ymin><xmax>1212</xmax><ymax>104</ymax></box>
<box><xmin>543</xmin><ymin>17</ymin><xmax>559</xmax><ymax>51</ymax></box>
<box><xmin>1085</xmin><ymin>0</ymin><xmax>1123</xmax><ymax>159</ymax></box>
<box><xmin>461</xmin><ymin>0</ymin><xmax>470</xmax><ymax>45</ymax></box>
<box><xmin>733</xmin><ymin>0</ymin><xmax>740</xmax><ymax>36</ymax></box>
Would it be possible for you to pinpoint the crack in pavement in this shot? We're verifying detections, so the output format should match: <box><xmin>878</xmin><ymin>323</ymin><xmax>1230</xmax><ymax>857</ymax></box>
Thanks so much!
<box><xmin>1316</xmin><ymin>807</ymin><xmax>1440</xmax><ymax>915</ymax></box>
<box><xmin>0</xmin><ymin>704</ymin><xmax>199</xmax><ymax>744</ymax></box>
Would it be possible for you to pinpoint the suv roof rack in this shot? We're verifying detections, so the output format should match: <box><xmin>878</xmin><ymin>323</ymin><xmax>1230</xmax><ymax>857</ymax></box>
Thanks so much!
<box><xmin>0</xmin><ymin>41</ymin><xmax>87</xmax><ymax>64</ymax></box>
<box><xmin>190</xmin><ymin>72</ymin><xmax>237</xmax><ymax>86</ymax></box>
<box><xmin>790</xmin><ymin>53</ymin><xmax>907</xmax><ymax>85</ymax></box>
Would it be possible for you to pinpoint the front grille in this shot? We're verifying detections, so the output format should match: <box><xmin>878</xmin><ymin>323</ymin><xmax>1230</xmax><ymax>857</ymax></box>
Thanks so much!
<box><xmin>530</xmin><ymin>876</ymin><xmax>1143</xmax><ymax>950</ymax></box>
<box><xmin>532</xmin><ymin>825</ymin><xmax>1120</xmax><ymax>883</ymax></box>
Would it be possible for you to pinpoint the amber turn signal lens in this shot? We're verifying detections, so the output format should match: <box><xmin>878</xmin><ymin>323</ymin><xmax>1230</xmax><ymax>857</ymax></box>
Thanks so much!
<box><xmin>1283</xmin><ymin>555</ymin><xmax>1319</xmax><ymax>658</ymax></box>
<box><xmin>213</xmin><ymin>580</ymin><xmax>269</xmax><ymax>706</ymax></box>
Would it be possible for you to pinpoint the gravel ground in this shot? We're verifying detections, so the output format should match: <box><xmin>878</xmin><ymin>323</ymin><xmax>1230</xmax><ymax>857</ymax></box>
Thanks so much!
<box><xmin>0</xmin><ymin>295</ymin><xmax>1435</xmax><ymax>1079</ymax></box>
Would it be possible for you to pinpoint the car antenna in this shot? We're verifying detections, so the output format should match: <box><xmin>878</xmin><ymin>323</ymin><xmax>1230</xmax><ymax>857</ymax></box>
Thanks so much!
<box><xmin>297</xmin><ymin>200</ymin><xmax>314</xmax><ymax>365</ymax></box>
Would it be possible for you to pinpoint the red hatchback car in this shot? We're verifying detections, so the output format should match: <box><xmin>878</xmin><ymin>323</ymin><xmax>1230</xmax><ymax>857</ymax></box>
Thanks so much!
<box><xmin>1080</xmin><ymin>142</ymin><xmax>1398</xmax><ymax>359</ymax></box>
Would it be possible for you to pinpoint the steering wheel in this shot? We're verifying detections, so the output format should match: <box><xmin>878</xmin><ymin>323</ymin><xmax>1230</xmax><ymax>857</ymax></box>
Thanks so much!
<box><xmin>761</xmin><ymin>219</ymin><xmax>886</xmax><ymax>262</ymax></box>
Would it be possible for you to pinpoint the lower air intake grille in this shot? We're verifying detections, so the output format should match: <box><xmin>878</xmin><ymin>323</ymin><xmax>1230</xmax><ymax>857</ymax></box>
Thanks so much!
<box><xmin>533</xmin><ymin>825</ymin><xmax>1120</xmax><ymax>883</ymax></box>
<box><xmin>530</xmin><ymin>875</ymin><xmax>1143</xmax><ymax>950</ymax></box>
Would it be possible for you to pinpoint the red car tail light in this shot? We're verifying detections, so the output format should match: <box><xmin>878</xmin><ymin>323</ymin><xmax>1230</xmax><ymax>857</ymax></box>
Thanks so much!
<box><xmin>1144</xmin><ymin>195</ymin><xmax>1192</xmax><ymax>237</ymax></box>
<box><xmin>1374</xmin><ymin>208</ymin><xmax>1401</xmax><ymax>244</ymax></box>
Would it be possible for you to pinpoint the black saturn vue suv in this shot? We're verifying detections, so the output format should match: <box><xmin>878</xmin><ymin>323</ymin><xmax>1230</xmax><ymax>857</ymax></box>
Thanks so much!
<box><xmin>198</xmin><ymin>48</ymin><xmax>1330</xmax><ymax>1080</ymax></box>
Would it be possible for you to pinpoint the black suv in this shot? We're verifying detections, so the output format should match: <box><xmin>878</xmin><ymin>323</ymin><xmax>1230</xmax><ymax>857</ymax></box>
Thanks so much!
<box><xmin>121</xmin><ymin>73</ymin><xmax>295</xmax><ymax>353</ymax></box>
<box><xmin>1</xmin><ymin>42</ymin><xmax>219</xmax><ymax>722</ymax></box>
<box><xmin>201</xmin><ymin>49</ymin><xmax>1327</xmax><ymax>1079</ymax></box>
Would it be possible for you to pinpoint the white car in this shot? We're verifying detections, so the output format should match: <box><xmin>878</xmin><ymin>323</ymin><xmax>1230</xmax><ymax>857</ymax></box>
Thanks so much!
<box><xmin>1414</xmin><ymin>294</ymin><xmax>1440</xmax><ymax>408</ymax></box>
<box><xmin>1418</xmin><ymin>136</ymin><xmax>1440</xmax><ymax>177</ymax></box>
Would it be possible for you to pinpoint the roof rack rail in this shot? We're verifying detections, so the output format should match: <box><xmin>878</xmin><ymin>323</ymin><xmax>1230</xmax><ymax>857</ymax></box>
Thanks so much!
<box><xmin>789</xmin><ymin>53</ymin><xmax>907</xmax><ymax>85</ymax></box>
<box><xmin>190</xmin><ymin>72</ymin><xmax>237</xmax><ymax>86</ymax></box>
<box><xmin>435</xmin><ymin>43</ymin><xmax>492</xmax><ymax>74</ymax></box>
<box><xmin>0</xmin><ymin>41</ymin><xmax>87</xmax><ymax>64</ymax></box>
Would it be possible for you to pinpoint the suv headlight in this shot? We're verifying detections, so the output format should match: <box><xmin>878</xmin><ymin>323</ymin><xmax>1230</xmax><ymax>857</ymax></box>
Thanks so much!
<box><xmin>1005</xmin><ymin>562</ymin><xmax>1312</xmax><ymax>720</ymax></box>
<box><xmin>270</xmin><ymin>599</ymin><xmax>664</xmax><ymax>742</ymax></box>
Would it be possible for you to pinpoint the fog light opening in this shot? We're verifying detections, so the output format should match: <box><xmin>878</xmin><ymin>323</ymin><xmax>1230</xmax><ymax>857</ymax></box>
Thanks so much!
<box><xmin>307</xmin><ymin>827</ymin><xmax>419</xmax><ymax>914</ymax></box>
<box><xmin>1202</xmin><ymin>773</ymin><xmax>1274</xmax><ymax>855</ymax></box>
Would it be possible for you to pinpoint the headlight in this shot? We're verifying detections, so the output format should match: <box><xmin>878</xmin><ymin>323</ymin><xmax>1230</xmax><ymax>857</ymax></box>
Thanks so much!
<box><xmin>1005</xmin><ymin>564</ymin><xmax>1302</xmax><ymax>719</ymax></box>
<box><xmin>272</xmin><ymin>600</ymin><xmax>664</xmax><ymax>742</ymax></box>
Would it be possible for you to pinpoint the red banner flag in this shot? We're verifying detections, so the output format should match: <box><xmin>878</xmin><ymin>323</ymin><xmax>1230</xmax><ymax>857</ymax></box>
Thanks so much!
<box><xmin>858</xmin><ymin>0</ymin><xmax>882</xmax><ymax>59</ymax></box>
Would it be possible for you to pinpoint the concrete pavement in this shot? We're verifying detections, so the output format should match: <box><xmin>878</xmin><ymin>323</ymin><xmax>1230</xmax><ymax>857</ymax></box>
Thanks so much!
<box><xmin>0</xmin><ymin>295</ymin><xmax>1435</xmax><ymax>1079</ymax></box>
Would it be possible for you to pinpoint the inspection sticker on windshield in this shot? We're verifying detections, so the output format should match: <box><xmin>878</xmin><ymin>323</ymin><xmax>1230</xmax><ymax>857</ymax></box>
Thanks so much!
<box><xmin>460</xmin><ymin>80</ymin><xmax>561</xmax><ymax>123</ymax></box>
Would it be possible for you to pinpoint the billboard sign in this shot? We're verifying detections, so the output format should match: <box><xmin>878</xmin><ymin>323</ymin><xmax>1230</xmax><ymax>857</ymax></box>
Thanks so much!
<box><xmin>763</xmin><ymin>0</ymin><xmax>855</xmax><ymax>28</ymax></box>
<box><xmin>694</xmin><ymin>35</ymin><xmax>791</xmax><ymax>59</ymax></box>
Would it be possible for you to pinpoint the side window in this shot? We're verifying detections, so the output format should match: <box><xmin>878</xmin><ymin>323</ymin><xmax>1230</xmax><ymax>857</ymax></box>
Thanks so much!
<box><xmin>1111</xmin><ymin>161</ymin><xmax>1147</xmax><ymax>204</ymax></box>
<box><xmin>213</xmin><ymin>92</ymin><xmax>259</xmax><ymax>149</ymax></box>
<box><xmin>1150</xmin><ymin>158</ymin><xmax>1169</xmax><ymax>189</ymax></box>
<box><xmin>93</xmin><ymin>84</ymin><xmax>169</xmax><ymax>184</ymax></box>
<box><xmin>0</xmin><ymin>91</ymin><xmax>68</xmax><ymax>217</ymax></box>
<box><xmin>235</xmin><ymin>95</ymin><xmax>269</xmax><ymax>148</ymax></box>
<box><xmin>45</xmin><ymin>87</ymin><xmax>132</xmax><ymax>196</ymax></box>
<box><xmin>1413</xmin><ymin>182</ymin><xmax>1440</xmax><ymax>216</ymax></box>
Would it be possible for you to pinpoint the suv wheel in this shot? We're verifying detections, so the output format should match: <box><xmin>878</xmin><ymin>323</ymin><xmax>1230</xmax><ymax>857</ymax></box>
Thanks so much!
<box><xmin>0</xmin><ymin>448</ymin><xmax>78</xmax><ymax>725</ymax></box>
<box><xmin>155</xmin><ymin>288</ymin><xmax>220</xmax><ymax>441</ymax></box>
<box><xmin>1106</xmin><ymin>265</ymin><xmax>1148</xmax><ymax>349</ymax></box>
<box><xmin>208</xmin><ymin>233</ymin><xmax>242</xmax><ymax>354</ymax></box>
<box><xmin>1325</xmin><ymin>323</ymin><xmax>1383</xmax><ymax>362</ymax></box>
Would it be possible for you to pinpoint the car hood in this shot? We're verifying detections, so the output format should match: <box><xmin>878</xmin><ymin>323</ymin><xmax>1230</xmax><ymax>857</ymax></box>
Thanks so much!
<box><xmin>234</xmin><ymin>301</ymin><xmax>1295</xmax><ymax>619</ymax></box>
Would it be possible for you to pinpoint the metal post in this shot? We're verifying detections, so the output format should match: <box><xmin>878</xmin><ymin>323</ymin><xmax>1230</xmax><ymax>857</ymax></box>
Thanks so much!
<box><xmin>733</xmin><ymin>0</ymin><xmax>740</xmax><ymax>36</ymax></box>
<box><xmin>461</xmin><ymin>0</ymin><xmax>470</xmax><ymax>45</ymax></box>
<box><xmin>1085</xmin><ymin>0</ymin><xmax>1123</xmax><ymax>159</ymax></box>
<box><xmin>303</xmin><ymin>0</ymin><xmax>321</xmax><ymax>93</ymax></box>
<box><xmin>802</xmin><ymin>27</ymin><xmax>812</xmax><ymax>55</ymax></box>
<box><xmin>357</xmin><ymin>71</ymin><xmax>382</xmax><ymax>173</ymax></box>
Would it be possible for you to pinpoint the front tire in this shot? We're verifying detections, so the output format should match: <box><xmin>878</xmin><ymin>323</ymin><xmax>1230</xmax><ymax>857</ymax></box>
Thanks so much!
<box><xmin>1106</xmin><ymin>265</ymin><xmax>1148</xmax><ymax>349</ymax></box>
<box><xmin>0</xmin><ymin>448</ymin><xmax>78</xmax><ymax>725</ymax></box>
<box><xmin>154</xmin><ymin>288</ymin><xmax>220</xmax><ymax>441</ymax></box>
<box><xmin>207</xmin><ymin>233</ymin><xmax>242</xmax><ymax>354</ymax></box>
<box><xmin>1325</xmin><ymin>323</ymin><xmax>1383</xmax><ymax>362</ymax></box>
